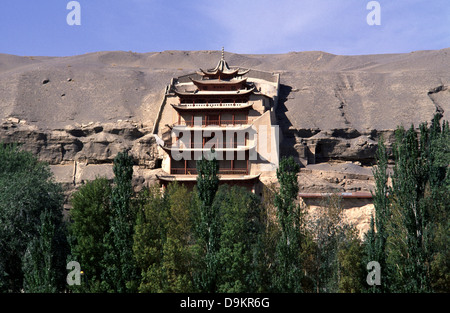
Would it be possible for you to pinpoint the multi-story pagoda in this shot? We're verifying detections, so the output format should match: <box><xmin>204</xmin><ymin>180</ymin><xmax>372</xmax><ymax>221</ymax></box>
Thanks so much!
<box><xmin>153</xmin><ymin>49</ymin><xmax>280</xmax><ymax>192</ymax></box>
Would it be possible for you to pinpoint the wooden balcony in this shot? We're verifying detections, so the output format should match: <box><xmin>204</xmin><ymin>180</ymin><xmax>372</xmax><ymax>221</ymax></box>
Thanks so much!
<box><xmin>171</xmin><ymin>102</ymin><xmax>253</xmax><ymax>110</ymax></box>
<box><xmin>175</xmin><ymin>119</ymin><xmax>248</xmax><ymax>127</ymax></box>
<box><xmin>165</xmin><ymin>140</ymin><xmax>247</xmax><ymax>149</ymax></box>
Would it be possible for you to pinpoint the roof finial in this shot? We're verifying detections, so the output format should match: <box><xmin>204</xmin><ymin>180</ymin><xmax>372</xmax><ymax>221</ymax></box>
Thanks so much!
<box><xmin>221</xmin><ymin>47</ymin><xmax>225</xmax><ymax>60</ymax></box>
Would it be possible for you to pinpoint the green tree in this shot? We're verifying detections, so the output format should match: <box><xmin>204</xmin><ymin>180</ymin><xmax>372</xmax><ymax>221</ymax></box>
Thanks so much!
<box><xmin>133</xmin><ymin>184</ymin><xmax>166</xmax><ymax>292</ymax></box>
<box><xmin>214</xmin><ymin>185</ymin><xmax>264</xmax><ymax>293</ymax></box>
<box><xmin>422</xmin><ymin>115</ymin><xmax>450</xmax><ymax>292</ymax></box>
<box><xmin>0</xmin><ymin>144</ymin><xmax>67</xmax><ymax>292</ymax></box>
<box><xmin>384</xmin><ymin>114</ymin><xmax>449</xmax><ymax>292</ymax></box>
<box><xmin>22</xmin><ymin>207</ymin><xmax>68</xmax><ymax>293</ymax></box>
<box><xmin>272</xmin><ymin>156</ymin><xmax>304</xmax><ymax>293</ymax></box>
<box><xmin>388</xmin><ymin>125</ymin><xmax>430</xmax><ymax>292</ymax></box>
<box><xmin>306</xmin><ymin>194</ymin><xmax>363</xmax><ymax>293</ymax></box>
<box><xmin>160</xmin><ymin>182</ymin><xmax>195</xmax><ymax>292</ymax></box>
<box><xmin>258</xmin><ymin>183</ymin><xmax>281</xmax><ymax>292</ymax></box>
<box><xmin>337</xmin><ymin>228</ymin><xmax>365</xmax><ymax>293</ymax></box>
<box><xmin>102</xmin><ymin>150</ymin><xmax>138</xmax><ymax>292</ymax></box>
<box><xmin>365</xmin><ymin>136</ymin><xmax>391</xmax><ymax>292</ymax></box>
<box><xmin>315</xmin><ymin>195</ymin><xmax>344</xmax><ymax>293</ymax></box>
<box><xmin>193</xmin><ymin>153</ymin><xmax>220</xmax><ymax>292</ymax></box>
<box><xmin>134</xmin><ymin>182</ymin><xmax>196</xmax><ymax>293</ymax></box>
<box><xmin>68</xmin><ymin>177</ymin><xmax>112</xmax><ymax>292</ymax></box>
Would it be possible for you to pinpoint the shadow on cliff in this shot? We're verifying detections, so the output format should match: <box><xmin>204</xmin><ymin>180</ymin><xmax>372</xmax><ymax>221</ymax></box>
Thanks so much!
<box><xmin>275</xmin><ymin>84</ymin><xmax>302</xmax><ymax>162</ymax></box>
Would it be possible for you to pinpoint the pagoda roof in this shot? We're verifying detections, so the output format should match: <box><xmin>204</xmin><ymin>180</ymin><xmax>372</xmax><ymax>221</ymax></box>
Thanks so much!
<box><xmin>198</xmin><ymin>67</ymin><xmax>250</xmax><ymax>77</ymax></box>
<box><xmin>198</xmin><ymin>48</ymin><xmax>249</xmax><ymax>77</ymax></box>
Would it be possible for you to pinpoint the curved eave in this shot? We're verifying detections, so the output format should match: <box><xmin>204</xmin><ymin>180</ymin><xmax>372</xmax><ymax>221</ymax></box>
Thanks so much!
<box><xmin>218</xmin><ymin>173</ymin><xmax>260</xmax><ymax>182</ymax></box>
<box><xmin>157</xmin><ymin>175</ymin><xmax>197</xmax><ymax>182</ymax></box>
<box><xmin>197</xmin><ymin>69</ymin><xmax>249</xmax><ymax>77</ymax></box>
<box><xmin>189</xmin><ymin>76</ymin><xmax>248</xmax><ymax>85</ymax></box>
<box><xmin>170</xmin><ymin>102</ymin><xmax>253</xmax><ymax>110</ymax></box>
<box><xmin>198</xmin><ymin>67</ymin><xmax>240</xmax><ymax>77</ymax></box>
<box><xmin>239</xmin><ymin>69</ymin><xmax>250</xmax><ymax>75</ymax></box>
<box><xmin>173</xmin><ymin>87</ymin><xmax>255</xmax><ymax>97</ymax></box>
<box><xmin>157</xmin><ymin>173</ymin><xmax>261</xmax><ymax>182</ymax></box>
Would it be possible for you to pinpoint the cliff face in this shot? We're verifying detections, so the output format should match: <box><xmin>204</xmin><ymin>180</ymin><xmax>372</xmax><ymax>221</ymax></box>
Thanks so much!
<box><xmin>2</xmin><ymin>49</ymin><xmax>448</xmax><ymax>130</ymax></box>
<box><xmin>0</xmin><ymin>49</ymin><xmax>449</xmax><ymax>202</ymax></box>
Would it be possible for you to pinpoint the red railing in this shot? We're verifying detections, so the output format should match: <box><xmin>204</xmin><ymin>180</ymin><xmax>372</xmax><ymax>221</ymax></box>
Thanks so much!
<box><xmin>176</xmin><ymin>119</ymin><xmax>248</xmax><ymax>127</ymax></box>
<box><xmin>178</xmin><ymin>102</ymin><xmax>247</xmax><ymax>107</ymax></box>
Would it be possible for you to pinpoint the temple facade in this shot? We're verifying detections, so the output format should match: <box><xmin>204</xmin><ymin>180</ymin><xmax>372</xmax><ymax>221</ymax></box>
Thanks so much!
<box><xmin>153</xmin><ymin>49</ymin><xmax>280</xmax><ymax>192</ymax></box>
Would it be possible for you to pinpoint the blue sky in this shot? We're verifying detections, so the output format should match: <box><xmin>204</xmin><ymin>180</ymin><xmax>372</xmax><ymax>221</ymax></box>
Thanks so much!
<box><xmin>0</xmin><ymin>0</ymin><xmax>449</xmax><ymax>56</ymax></box>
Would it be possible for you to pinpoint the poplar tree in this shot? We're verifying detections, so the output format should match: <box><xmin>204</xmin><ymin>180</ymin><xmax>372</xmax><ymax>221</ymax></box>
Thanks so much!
<box><xmin>365</xmin><ymin>136</ymin><xmax>391</xmax><ymax>292</ymax></box>
<box><xmin>102</xmin><ymin>150</ymin><xmax>138</xmax><ymax>292</ymax></box>
<box><xmin>214</xmin><ymin>185</ymin><xmax>264</xmax><ymax>293</ymax></box>
<box><xmin>160</xmin><ymin>182</ymin><xmax>195</xmax><ymax>292</ymax></box>
<box><xmin>423</xmin><ymin>115</ymin><xmax>450</xmax><ymax>292</ymax></box>
<box><xmin>194</xmin><ymin>153</ymin><xmax>220</xmax><ymax>292</ymax></box>
<box><xmin>133</xmin><ymin>184</ymin><xmax>166</xmax><ymax>293</ymax></box>
<box><xmin>367</xmin><ymin>114</ymin><xmax>450</xmax><ymax>293</ymax></box>
<box><xmin>272</xmin><ymin>156</ymin><xmax>304</xmax><ymax>293</ymax></box>
<box><xmin>388</xmin><ymin>125</ymin><xmax>430</xmax><ymax>292</ymax></box>
<box><xmin>68</xmin><ymin>177</ymin><xmax>112</xmax><ymax>292</ymax></box>
<box><xmin>22</xmin><ymin>209</ymin><xmax>57</xmax><ymax>293</ymax></box>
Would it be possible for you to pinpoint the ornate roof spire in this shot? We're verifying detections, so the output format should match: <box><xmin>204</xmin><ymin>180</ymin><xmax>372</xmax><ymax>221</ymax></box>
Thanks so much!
<box><xmin>196</xmin><ymin>47</ymin><xmax>249</xmax><ymax>77</ymax></box>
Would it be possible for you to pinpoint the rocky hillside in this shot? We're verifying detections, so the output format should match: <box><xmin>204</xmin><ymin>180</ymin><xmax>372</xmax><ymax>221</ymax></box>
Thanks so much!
<box><xmin>0</xmin><ymin>49</ymin><xmax>449</xmax><ymax>207</ymax></box>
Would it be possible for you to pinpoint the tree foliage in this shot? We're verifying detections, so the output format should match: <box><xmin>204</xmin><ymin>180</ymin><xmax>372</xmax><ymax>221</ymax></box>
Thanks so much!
<box><xmin>367</xmin><ymin>114</ymin><xmax>450</xmax><ymax>293</ymax></box>
<box><xmin>193</xmin><ymin>154</ymin><xmax>220</xmax><ymax>292</ymax></box>
<box><xmin>133</xmin><ymin>182</ymin><xmax>196</xmax><ymax>293</ymax></box>
<box><xmin>68</xmin><ymin>177</ymin><xmax>112</xmax><ymax>292</ymax></box>
<box><xmin>133</xmin><ymin>184</ymin><xmax>166</xmax><ymax>292</ymax></box>
<box><xmin>2</xmin><ymin>114</ymin><xmax>448</xmax><ymax>294</ymax></box>
<box><xmin>365</xmin><ymin>136</ymin><xmax>391</xmax><ymax>292</ymax></box>
<box><xmin>102</xmin><ymin>149</ymin><xmax>138</xmax><ymax>292</ymax></box>
<box><xmin>272</xmin><ymin>156</ymin><xmax>304</xmax><ymax>293</ymax></box>
<box><xmin>306</xmin><ymin>194</ymin><xmax>364</xmax><ymax>293</ymax></box>
<box><xmin>0</xmin><ymin>144</ymin><xmax>67</xmax><ymax>292</ymax></box>
<box><xmin>214</xmin><ymin>185</ymin><xmax>264</xmax><ymax>293</ymax></box>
